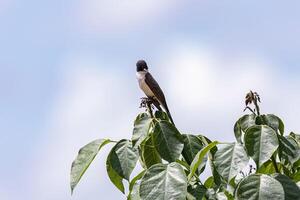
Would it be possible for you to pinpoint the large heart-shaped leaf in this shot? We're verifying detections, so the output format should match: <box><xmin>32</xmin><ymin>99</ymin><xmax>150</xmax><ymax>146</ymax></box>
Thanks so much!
<box><xmin>132</xmin><ymin>113</ymin><xmax>152</xmax><ymax>148</ymax></box>
<box><xmin>214</xmin><ymin>143</ymin><xmax>249</xmax><ymax>183</ymax></box>
<box><xmin>234</xmin><ymin>114</ymin><xmax>256</xmax><ymax>143</ymax></box>
<box><xmin>106</xmin><ymin>139</ymin><xmax>139</xmax><ymax>192</ymax></box>
<box><xmin>152</xmin><ymin>121</ymin><xmax>184</xmax><ymax>162</ymax></box>
<box><xmin>235</xmin><ymin>174</ymin><xmax>284</xmax><ymax>200</ymax></box>
<box><xmin>139</xmin><ymin>163</ymin><xmax>187</xmax><ymax>200</ymax></box>
<box><xmin>272</xmin><ymin>174</ymin><xmax>300</xmax><ymax>200</ymax></box>
<box><xmin>244</xmin><ymin>125</ymin><xmax>279</xmax><ymax>168</ymax></box>
<box><xmin>70</xmin><ymin>139</ymin><xmax>111</xmax><ymax>194</ymax></box>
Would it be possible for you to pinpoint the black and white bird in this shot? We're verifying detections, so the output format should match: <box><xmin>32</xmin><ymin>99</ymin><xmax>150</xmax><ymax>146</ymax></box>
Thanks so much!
<box><xmin>136</xmin><ymin>60</ymin><xmax>175</xmax><ymax>124</ymax></box>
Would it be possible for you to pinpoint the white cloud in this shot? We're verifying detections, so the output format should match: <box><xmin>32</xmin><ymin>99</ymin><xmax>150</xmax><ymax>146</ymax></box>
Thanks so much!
<box><xmin>162</xmin><ymin>44</ymin><xmax>218</xmax><ymax>107</ymax></box>
<box><xmin>74</xmin><ymin>0</ymin><xmax>179</xmax><ymax>33</ymax></box>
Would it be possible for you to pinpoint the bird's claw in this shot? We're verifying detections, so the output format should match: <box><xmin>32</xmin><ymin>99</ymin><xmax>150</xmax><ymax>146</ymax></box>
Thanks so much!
<box><xmin>139</xmin><ymin>97</ymin><xmax>155</xmax><ymax>110</ymax></box>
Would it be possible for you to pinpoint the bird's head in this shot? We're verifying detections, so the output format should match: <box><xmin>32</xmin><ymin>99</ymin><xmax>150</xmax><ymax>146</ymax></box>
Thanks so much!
<box><xmin>136</xmin><ymin>60</ymin><xmax>148</xmax><ymax>72</ymax></box>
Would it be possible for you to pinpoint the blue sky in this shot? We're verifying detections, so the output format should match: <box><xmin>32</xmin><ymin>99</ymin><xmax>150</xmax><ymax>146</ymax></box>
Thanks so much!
<box><xmin>1</xmin><ymin>0</ymin><xmax>300</xmax><ymax>199</ymax></box>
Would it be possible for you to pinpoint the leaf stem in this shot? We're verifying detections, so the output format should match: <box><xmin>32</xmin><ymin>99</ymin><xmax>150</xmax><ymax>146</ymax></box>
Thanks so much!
<box><xmin>271</xmin><ymin>155</ymin><xmax>279</xmax><ymax>173</ymax></box>
<box><xmin>254</xmin><ymin>100</ymin><xmax>260</xmax><ymax>116</ymax></box>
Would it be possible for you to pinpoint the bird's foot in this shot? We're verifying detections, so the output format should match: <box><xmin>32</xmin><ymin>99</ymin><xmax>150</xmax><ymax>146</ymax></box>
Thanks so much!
<box><xmin>139</xmin><ymin>97</ymin><xmax>155</xmax><ymax>110</ymax></box>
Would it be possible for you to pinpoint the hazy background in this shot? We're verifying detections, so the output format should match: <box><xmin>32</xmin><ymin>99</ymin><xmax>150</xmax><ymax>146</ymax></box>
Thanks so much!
<box><xmin>1</xmin><ymin>0</ymin><xmax>300</xmax><ymax>199</ymax></box>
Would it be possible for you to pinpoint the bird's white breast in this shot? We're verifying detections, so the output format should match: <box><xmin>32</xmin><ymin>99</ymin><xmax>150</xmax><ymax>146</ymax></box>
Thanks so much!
<box><xmin>136</xmin><ymin>71</ymin><xmax>155</xmax><ymax>97</ymax></box>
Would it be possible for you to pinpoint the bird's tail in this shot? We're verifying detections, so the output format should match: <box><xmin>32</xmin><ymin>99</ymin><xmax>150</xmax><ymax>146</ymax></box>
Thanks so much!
<box><xmin>163</xmin><ymin>104</ymin><xmax>175</xmax><ymax>125</ymax></box>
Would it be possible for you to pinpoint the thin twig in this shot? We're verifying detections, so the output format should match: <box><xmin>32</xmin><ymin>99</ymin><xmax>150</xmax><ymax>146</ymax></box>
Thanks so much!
<box><xmin>243</xmin><ymin>106</ymin><xmax>256</xmax><ymax>115</ymax></box>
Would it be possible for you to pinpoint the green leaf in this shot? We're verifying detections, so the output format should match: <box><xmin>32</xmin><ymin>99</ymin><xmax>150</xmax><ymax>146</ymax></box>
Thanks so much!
<box><xmin>277</xmin><ymin>116</ymin><xmax>285</xmax><ymax>135</ymax></box>
<box><xmin>198</xmin><ymin>135</ymin><xmax>218</xmax><ymax>157</ymax></box>
<box><xmin>255</xmin><ymin>114</ymin><xmax>284</xmax><ymax>135</ymax></box>
<box><xmin>182</xmin><ymin>134</ymin><xmax>204</xmax><ymax>164</ymax></box>
<box><xmin>210</xmin><ymin>161</ymin><xmax>222</xmax><ymax>188</ymax></box>
<box><xmin>278</xmin><ymin>135</ymin><xmax>300</xmax><ymax>164</ymax></box>
<box><xmin>128</xmin><ymin>181</ymin><xmax>141</xmax><ymax>200</ymax></box>
<box><xmin>224</xmin><ymin>190</ymin><xmax>235</xmax><ymax>200</ymax></box>
<box><xmin>290</xmin><ymin>132</ymin><xmax>300</xmax><ymax>145</ymax></box>
<box><xmin>239</xmin><ymin>114</ymin><xmax>257</xmax><ymax>130</ymax></box>
<box><xmin>129</xmin><ymin>170</ymin><xmax>146</xmax><ymax>192</ymax></box>
<box><xmin>244</xmin><ymin>125</ymin><xmax>279</xmax><ymax>168</ymax></box>
<box><xmin>188</xmin><ymin>141</ymin><xmax>219</xmax><ymax>181</ymax></box>
<box><xmin>175</xmin><ymin>159</ymin><xmax>190</xmax><ymax>170</ymax></box>
<box><xmin>70</xmin><ymin>139</ymin><xmax>111</xmax><ymax>194</ymax></box>
<box><xmin>140</xmin><ymin>135</ymin><xmax>162</xmax><ymax>168</ymax></box>
<box><xmin>272</xmin><ymin>174</ymin><xmax>300</xmax><ymax>200</ymax></box>
<box><xmin>214</xmin><ymin>143</ymin><xmax>249</xmax><ymax>183</ymax></box>
<box><xmin>106</xmin><ymin>160</ymin><xmax>125</xmax><ymax>193</ymax></box>
<box><xmin>234</xmin><ymin>114</ymin><xmax>256</xmax><ymax>143</ymax></box>
<box><xmin>106</xmin><ymin>139</ymin><xmax>139</xmax><ymax>192</ymax></box>
<box><xmin>256</xmin><ymin>160</ymin><xmax>277</xmax><ymax>174</ymax></box>
<box><xmin>108</xmin><ymin>139</ymin><xmax>139</xmax><ymax>180</ymax></box>
<box><xmin>182</xmin><ymin>134</ymin><xmax>207</xmax><ymax>174</ymax></box>
<box><xmin>197</xmin><ymin>135</ymin><xmax>213</xmax><ymax>145</ymax></box>
<box><xmin>139</xmin><ymin>163</ymin><xmax>187</xmax><ymax>200</ymax></box>
<box><xmin>204</xmin><ymin>176</ymin><xmax>214</xmax><ymax>188</ymax></box>
<box><xmin>132</xmin><ymin>113</ymin><xmax>152</xmax><ymax>148</ymax></box>
<box><xmin>197</xmin><ymin>136</ymin><xmax>222</xmax><ymax>187</ymax></box>
<box><xmin>187</xmin><ymin>184</ymin><xmax>206</xmax><ymax>200</ymax></box>
<box><xmin>234</xmin><ymin>121</ymin><xmax>242</xmax><ymax>143</ymax></box>
<box><xmin>235</xmin><ymin>174</ymin><xmax>284</xmax><ymax>200</ymax></box>
<box><xmin>138</xmin><ymin>147</ymin><xmax>147</xmax><ymax>170</ymax></box>
<box><xmin>292</xmin><ymin>170</ymin><xmax>300</xmax><ymax>182</ymax></box>
<box><xmin>153</xmin><ymin>120</ymin><xmax>184</xmax><ymax>162</ymax></box>
<box><xmin>154</xmin><ymin>111</ymin><xmax>169</xmax><ymax>121</ymax></box>
<box><xmin>293</xmin><ymin>160</ymin><xmax>300</xmax><ymax>170</ymax></box>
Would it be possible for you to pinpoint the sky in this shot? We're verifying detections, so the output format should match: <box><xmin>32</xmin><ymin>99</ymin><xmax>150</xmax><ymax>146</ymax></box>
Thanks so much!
<box><xmin>1</xmin><ymin>0</ymin><xmax>300</xmax><ymax>199</ymax></box>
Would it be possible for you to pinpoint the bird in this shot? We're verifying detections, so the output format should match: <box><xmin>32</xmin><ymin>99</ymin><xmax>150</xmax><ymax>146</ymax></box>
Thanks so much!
<box><xmin>136</xmin><ymin>60</ymin><xmax>175</xmax><ymax>125</ymax></box>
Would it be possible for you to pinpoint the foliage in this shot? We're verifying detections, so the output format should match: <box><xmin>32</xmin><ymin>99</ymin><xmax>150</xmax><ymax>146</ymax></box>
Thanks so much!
<box><xmin>70</xmin><ymin>91</ymin><xmax>300</xmax><ymax>199</ymax></box>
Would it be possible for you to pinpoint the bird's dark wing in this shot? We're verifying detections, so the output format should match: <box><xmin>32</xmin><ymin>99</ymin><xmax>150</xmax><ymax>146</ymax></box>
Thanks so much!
<box><xmin>145</xmin><ymin>72</ymin><xmax>175</xmax><ymax>124</ymax></box>
<box><xmin>144</xmin><ymin>72</ymin><xmax>166</xmax><ymax>105</ymax></box>
<box><xmin>151</xmin><ymin>98</ymin><xmax>162</xmax><ymax>111</ymax></box>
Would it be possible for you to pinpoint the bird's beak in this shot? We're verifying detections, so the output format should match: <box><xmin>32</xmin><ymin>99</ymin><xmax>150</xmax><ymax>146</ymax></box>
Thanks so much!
<box><xmin>143</xmin><ymin>69</ymin><xmax>148</xmax><ymax>72</ymax></box>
